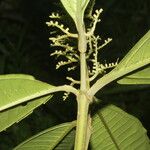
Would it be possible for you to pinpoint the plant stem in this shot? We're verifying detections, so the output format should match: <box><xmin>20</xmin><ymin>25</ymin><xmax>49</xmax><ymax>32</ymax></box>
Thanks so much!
<box><xmin>75</xmin><ymin>93</ymin><xmax>90</xmax><ymax>150</ymax></box>
<box><xmin>74</xmin><ymin>12</ymin><xmax>91</xmax><ymax>150</ymax></box>
<box><xmin>80</xmin><ymin>52</ymin><xmax>87</xmax><ymax>90</ymax></box>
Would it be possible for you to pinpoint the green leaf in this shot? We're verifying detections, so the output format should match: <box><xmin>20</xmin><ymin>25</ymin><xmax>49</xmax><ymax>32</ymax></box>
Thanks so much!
<box><xmin>0</xmin><ymin>74</ymin><xmax>35</xmax><ymax>80</ymax></box>
<box><xmin>91</xmin><ymin>105</ymin><xmax>150</xmax><ymax>150</ymax></box>
<box><xmin>114</xmin><ymin>30</ymin><xmax>150</xmax><ymax>73</ymax></box>
<box><xmin>13</xmin><ymin>121</ymin><xmax>76</xmax><ymax>150</ymax></box>
<box><xmin>60</xmin><ymin>0</ymin><xmax>90</xmax><ymax>24</ymax></box>
<box><xmin>118</xmin><ymin>66</ymin><xmax>150</xmax><ymax>84</ymax></box>
<box><xmin>98</xmin><ymin>84</ymin><xmax>149</xmax><ymax>96</ymax></box>
<box><xmin>0</xmin><ymin>74</ymin><xmax>55</xmax><ymax>111</ymax></box>
<box><xmin>0</xmin><ymin>74</ymin><xmax>56</xmax><ymax>132</ymax></box>
<box><xmin>55</xmin><ymin>129</ymin><xmax>75</xmax><ymax>150</ymax></box>
<box><xmin>0</xmin><ymin>95</ymin><xmax>52</xmax><ymax>132</ymax></box>
<box><xmin>109</xmin><ymin>30</ymin><xmax>150</xmax><ymax>82</ymax></box>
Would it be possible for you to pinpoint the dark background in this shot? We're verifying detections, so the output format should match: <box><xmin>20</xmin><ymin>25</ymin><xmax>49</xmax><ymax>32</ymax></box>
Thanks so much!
<box><xmin>0</xmin><ymin>0</ymin><xmax>150</xmax><ymax>149</ymax></box>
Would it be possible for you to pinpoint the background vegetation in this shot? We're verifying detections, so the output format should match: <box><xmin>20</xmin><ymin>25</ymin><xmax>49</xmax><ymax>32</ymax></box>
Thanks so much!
<box><xmin>0</xmin><ymin>0</ymin><xmax>149</xmax><ymax>149</ymax></box>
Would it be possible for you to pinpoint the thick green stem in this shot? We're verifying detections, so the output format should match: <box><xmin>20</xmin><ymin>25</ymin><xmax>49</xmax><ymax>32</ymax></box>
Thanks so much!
<box><xmin>74</xmin><ymin>11</ymin><xmax>91</xmax><ymax>150</ymax></box>
<box><xmin>80</xmin><ymin>53</ymin><xmax>87</xmax><ymax>90</ymax></box>
<box><xmin>75</xmin><ymin>93</ymin><xmax>90</xmax><ymax>150</ymax></box>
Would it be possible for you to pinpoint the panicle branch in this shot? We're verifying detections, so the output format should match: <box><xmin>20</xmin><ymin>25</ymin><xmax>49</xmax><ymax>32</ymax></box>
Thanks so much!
<box><xmin>46</xmin><ymin>12</ymin><xmax>79</xmax><ymax>71</ymax></box>
<box><xmin>84</xmin><ymin>9</ymin><xmax>119</xmax><ymax>82</ymax></box>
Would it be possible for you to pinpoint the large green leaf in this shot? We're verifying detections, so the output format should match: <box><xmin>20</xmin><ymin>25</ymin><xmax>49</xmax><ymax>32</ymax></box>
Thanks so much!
<box><xmin>0</xmin><ymin>74</ymin><xmax>56</xmax><ymax>132</ymax></box>
<box><xmin>114</xmin><ymin>30</ymin><xmax>150</xmax><ymax>73</ymax></box>
<box><xmin>91</xmin><ymin>105</ymin><xmax>150</xmax><ymax>150</ymax></box>
<box><xmin>118</xmin><ymin>66</ymin><xmax>150</xmax><ymax>84</ymax></box>
<box><xmin>0</xmin><ymin>95</ymin><xmax>52</xmax><ymax>132</ymax></box>
<box><xmin>0</xmin><ymin>74</ymin><xmax>55</xmax><ymax>111</ymax></box>
<box><xmin>55</xmin><ymin>129</ymin><xmax>75</xmax><ymax>150</ymax></box>
<box><xmin>13</xmin><ymin>121</ymin><xmax>76</xmax><ymax>150</ymax></box>
<box><xmin>60</xmin><ymin>0</ymin><xmax>90</xmax><ymax>24</ymax></box>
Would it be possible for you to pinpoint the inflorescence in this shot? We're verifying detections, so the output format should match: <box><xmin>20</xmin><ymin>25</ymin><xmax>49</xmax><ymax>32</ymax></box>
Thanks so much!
<box><xmin>46</xmin><ymin>10</ymin><xmax>118</xmax><ymax>100</ymax></box>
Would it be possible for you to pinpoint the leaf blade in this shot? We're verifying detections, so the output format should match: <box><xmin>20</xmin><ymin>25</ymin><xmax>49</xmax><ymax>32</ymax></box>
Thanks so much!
<box><xmin>115</xmin><ymin>30</ymin><xmax>150</xmax><ymax>69</ymax></box>
<box><xmin>0</xmin><ymin>74</ymin><xmax>55</xmax><ymax>111</ymax></box>
<box><xmin>13</xmin><ymin>121</ymin><xmax>76</xmax><ymax>150</ymax></box>
<box><xmin>0</xmin><ymin>74</ymin><xmax>56</xmax><ymax>132</ymax></box>
<box><xmin>113</xmin><ymin>30</ymin><xmax>150</xmax><ymax>78</ymax></box>
<box><xmin>55</xmin><ymin>129</ymin><xmax>75</xmax><ymax>150</ymax></box>
<box><xmin>60</xmin><ymin>0</ymin><xmax>90</xmax><ymax>24</ymax></box>
<box><xmin>91</xmin><ymin>105</ymin><xmax>150</xmax><ymax>150</ymax></box>
<box><xmin>117</xmin><ymin>66</ymin><xmax>150</xmax><ymax>84</ymax></box>
<box><xmin>0</xmin><ymin>95</ymin><xmax>52</xmax><ymax>132</ymax></box>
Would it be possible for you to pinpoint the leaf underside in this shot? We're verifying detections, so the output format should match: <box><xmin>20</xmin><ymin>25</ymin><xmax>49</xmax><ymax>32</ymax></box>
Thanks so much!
<box><xmin>13</xmin><ymin>121</ymin><xmax>76</xmax><ymax>150</ymax></box>
<box><xmin>55</xmin><ymin>129</ymin><xmax>75</xmax><ymax>150</ymax></box>
<box><xmin>91</xmin><ymin>105</ymin><xmax>150</xmax><ymax>150</ymax></box>
<box><xmin>114</xmin><ymin>30</ymin><xmax>150</xmax><ymax>73</ymax></box>
<box><xmin>0</xmin><ymin>74</ymin><xmax>55</xmax><ymax>132</ymax></box>
<box><xmin>109</xmin><ymin>30</ymin><xmax>150</xmax><ymax>84</ymax></box>
<box><xmin>60</xmin><ymin>0</ymin><xmax>90</xmax><ymax>24</ymax></box>
<box><xmin>0</xmin><ymin>95</ymin><xmax>52</xmax><ymax>132</ymax></box>
<box><xmin>118</xmin><ymin>66</ymin><xmax>150</xmax><ymax>84</ymax></box>
<box><xmin>12</xmin><ymin>105</ymin><xmax>150</xmax><ymax>150</ymax></box>
<box><xmin>0</xmin><ymin>74</ymin><xmax>55</xmax><ymax>111</ymax></box>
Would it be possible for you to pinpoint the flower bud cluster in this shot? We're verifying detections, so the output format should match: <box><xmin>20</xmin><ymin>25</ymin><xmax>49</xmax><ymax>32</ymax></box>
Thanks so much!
<box><xmin>85</xmin><ymin>9</ymin><xmax>118</xmax><ymax>81</ymax></box>
<box><xmin>47</xmin><ymin>9</ymin><xmax>119</xmax><ymax>99</ymax></box>
<box><xmin>46</xmin><ymin>13</ymin><xmax>79</xmax><ymax>70</ymax></box>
